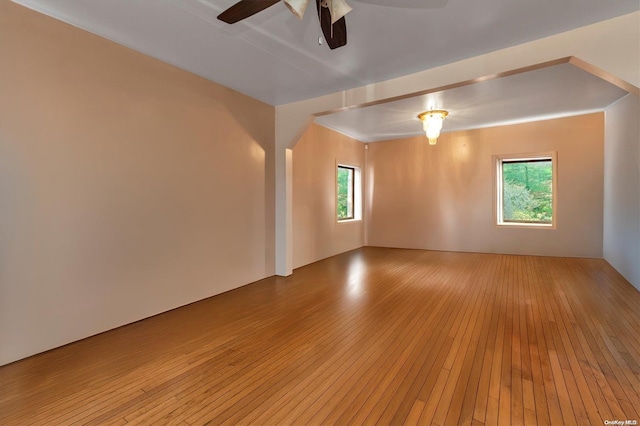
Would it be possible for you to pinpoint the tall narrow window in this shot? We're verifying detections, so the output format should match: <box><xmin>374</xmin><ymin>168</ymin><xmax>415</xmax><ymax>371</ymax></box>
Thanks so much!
<box><xmin>337</xmin><ymin>165</ymin><xmax>355</xmax><ymax>220</ymax></box>
<box><xmin>496</xmin><ymin>153</ymin><xmax>556</xmax><ymax>227</ymax></box>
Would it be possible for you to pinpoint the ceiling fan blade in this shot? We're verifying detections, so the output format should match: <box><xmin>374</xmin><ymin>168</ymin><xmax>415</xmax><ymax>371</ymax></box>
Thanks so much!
<box><xmin>217</xmin><ymin>0</ymin><xmax>282</xmax><ymax>24</ymax></box>
<box><xmin>316</xmin><ymin>0</ymin><xmax>347</xmax><ymax>50</ymax></box>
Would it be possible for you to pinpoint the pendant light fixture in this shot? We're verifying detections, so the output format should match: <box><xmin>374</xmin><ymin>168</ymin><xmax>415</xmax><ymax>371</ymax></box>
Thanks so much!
<box><xmin>417</xmin><ymin>110</ymin><xmax>449</xmax><ymax>145</ymax></box>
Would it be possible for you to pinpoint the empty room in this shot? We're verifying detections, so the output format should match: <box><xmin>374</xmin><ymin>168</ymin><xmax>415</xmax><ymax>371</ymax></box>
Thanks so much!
<box><xmin>1</xmin><ymin>0</ymin><xmax>639</xmax><ymax>425</ymax></box>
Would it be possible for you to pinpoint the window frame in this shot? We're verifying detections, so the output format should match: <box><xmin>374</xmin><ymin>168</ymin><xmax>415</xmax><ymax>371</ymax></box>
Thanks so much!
<box><xmin>494</xmin><ymin>151</ymin><xmax>557</xmax><ymax>229</ymax></box>
<box><xmin>336</xmin><ymin>163</ymin><xmax>362</xmax><ymax>223</ymax></box>
<box><xmin>337</xmin><ymin>165</ymin><xmax>355</xmax><ymax>221</ymax></box>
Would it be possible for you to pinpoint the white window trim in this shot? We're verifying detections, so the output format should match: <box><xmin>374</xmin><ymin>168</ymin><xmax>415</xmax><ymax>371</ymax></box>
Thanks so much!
<box><xmin>494</xmin><ymin>151</ymin><xmax>558</xmax><ymax>229</ymax></box>
<box><xmin>336</xmin><ymin>161</ymin><xmax>363</xmax><ymax>223</ymax></box>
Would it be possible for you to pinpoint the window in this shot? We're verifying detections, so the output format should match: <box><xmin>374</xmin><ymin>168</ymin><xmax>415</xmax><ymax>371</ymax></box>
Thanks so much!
<box><xmin>337</xmin><ymin>164</ymin><xmax>362</xmax><ymax>222</ymax></box>
<box><xmin>496</xmin><ymin>153</ymin><xmax>556</xmax><ymax>227</ymax></box>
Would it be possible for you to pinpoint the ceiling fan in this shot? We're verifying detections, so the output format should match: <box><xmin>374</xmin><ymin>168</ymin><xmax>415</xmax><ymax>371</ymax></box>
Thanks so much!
<box><xmin>217</xmin><ymin>0</ymin><xmax>446</xmax><ymax>50</ymax></box>
<box><xmin>218</xmin><ymin>0</ymin><xmax>352</xmax><ymax>50</ymax></box>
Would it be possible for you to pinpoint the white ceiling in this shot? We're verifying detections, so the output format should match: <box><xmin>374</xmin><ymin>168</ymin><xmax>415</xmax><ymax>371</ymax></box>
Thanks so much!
<box><xmin>314</xmin><ymin>63</ymin><xmax>630</xmax><ymax>142</ymax></box>
<box><xmin>13</xmin><ymin>0</ymin><xmax>639</xmax><ymax>106</ymax></box>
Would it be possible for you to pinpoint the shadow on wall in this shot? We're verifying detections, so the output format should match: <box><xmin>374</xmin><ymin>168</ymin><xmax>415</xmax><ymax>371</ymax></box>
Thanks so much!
<box><xmin>110</xmin><ymin>68</ymin><xmax>277</xmax><ymax>279</ymax></box>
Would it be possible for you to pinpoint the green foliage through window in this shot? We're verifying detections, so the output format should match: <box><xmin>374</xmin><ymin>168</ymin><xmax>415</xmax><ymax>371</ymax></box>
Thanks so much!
<box><xmin>502</xmin><ymin>159</ymin><xmax>553</xmax><ymax>223</ymax></box>
<box><xmin>337</xmin><ymin>166</ymin><xmax>354</xmax><ymax>220</ymax></box>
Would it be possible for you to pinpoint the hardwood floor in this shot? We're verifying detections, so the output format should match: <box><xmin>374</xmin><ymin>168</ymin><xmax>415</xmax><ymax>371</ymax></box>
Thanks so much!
<box><xmin>1</xmin><ymin>247</ymin><xmax>639</xmax><ymax>425</ymax></box>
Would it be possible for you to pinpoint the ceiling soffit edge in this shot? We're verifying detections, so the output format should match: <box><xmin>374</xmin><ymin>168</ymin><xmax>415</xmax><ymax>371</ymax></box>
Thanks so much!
<box><xmin>313</xmin><ymin>56</ymin><xmax>638</xmax><ymax>119</ymax></box>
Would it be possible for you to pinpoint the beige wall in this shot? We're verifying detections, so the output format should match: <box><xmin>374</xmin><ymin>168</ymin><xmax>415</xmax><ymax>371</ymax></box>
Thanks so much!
<box><xmin>366</xmin><ymin>114</ymin><xmax>604</xmax><ymax>257</ymax></box>
<box><xmin>0</xmin><ymin>1</ymin><xmax>275</xmax><ymax>365</ymax></box>
<box><xmin>293</xmin><ymin>124</ymin><xmax>365</xmax><ymax>269</ymax></box>
<box><xmin>604</xmin><ymin>94</ymin><xmax>640</xmax><ymax>290</ymax></box>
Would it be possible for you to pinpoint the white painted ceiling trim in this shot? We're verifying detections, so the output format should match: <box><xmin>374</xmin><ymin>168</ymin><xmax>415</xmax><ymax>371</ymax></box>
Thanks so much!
<box><xmin>314</xmin><ymin>62</ymin><xmax>630</xmax><ymax>143</ymax></box>
<box><xmin>275</xmin><ymin>12</ymin><xmax>639</xmax><ymax>151</ymax></box>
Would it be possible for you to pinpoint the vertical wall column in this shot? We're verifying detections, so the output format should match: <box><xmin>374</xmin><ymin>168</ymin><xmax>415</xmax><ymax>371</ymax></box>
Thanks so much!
<box><xmin>604</xmin><ymin>94</ymin><xmax>640</xmax><ymax>290</ymax></box>
<box><xmin>275</xmin><ymin>147</ymin><xmax>293</xmax><ymax>276</ymax></box>
<box><xmin>275</xmin><ymin>106</ymin><xmax>318</xmax><ymax>277</ymax></box>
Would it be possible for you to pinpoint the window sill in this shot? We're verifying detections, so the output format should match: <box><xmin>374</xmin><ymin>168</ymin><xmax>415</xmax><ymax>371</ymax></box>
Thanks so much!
<box><xmin>337</xmin><ymin>218</ymin><xmax>362</xmax><ymax>224</ymax></box>
<box><xmin>496</xmin><ymin>222</ymin><xmax>555</xmax><ymax>230</ymax></box>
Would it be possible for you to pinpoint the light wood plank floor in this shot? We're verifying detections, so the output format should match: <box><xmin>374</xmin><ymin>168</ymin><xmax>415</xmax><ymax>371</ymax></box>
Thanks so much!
<box><xmin>1</xmin><ymin>248</ymin><xmax>639</xmax><ymax>425</ymax></box>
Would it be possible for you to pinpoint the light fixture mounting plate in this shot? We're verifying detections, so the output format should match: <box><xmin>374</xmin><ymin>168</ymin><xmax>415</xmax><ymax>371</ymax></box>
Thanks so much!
<box><xmin>417</xmin><ymin>110</ymin><xmax>449</xmax><ymax>121</ymax></box>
